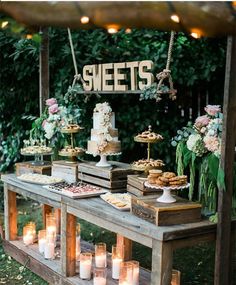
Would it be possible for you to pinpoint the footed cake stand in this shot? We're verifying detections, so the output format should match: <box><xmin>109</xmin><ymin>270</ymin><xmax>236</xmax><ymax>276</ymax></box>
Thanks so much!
<box><xmin>86</xmin><ymin>152</ymin><xmax>121</xmax><ymax>167</ymax></box>
<box><xmin>145</xmin><ymin>181</ymin><xmax>190</xmax><ymax>203</ymax></box>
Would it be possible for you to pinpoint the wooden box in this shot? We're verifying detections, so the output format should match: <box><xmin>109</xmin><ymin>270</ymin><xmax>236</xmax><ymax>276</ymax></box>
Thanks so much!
<box><xmin>78</xmin><ymin>161</ymin><xmax>135</xmax><ymax>192</ymax></box>
<box><xmin>132</xmin><ymin>195</ymin><xmax>202</xmax><ymax>226</ymax></box>
<box><xmin>15</xmin><ymin>162</ymin><xmax>51</xmax><ymax>176</ymax></box>
<box><xmin>52</xmin><ymin>160</ymin><xmax>78</xmax><ymax>183</ymax></box>
<box><xmin>127</xmin><ymin>175</ymin><xmax>161</xmax><ymax>197</ymax></box>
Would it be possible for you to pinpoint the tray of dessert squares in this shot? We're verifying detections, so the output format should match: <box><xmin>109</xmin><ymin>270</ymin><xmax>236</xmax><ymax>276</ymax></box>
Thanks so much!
<box><xmin>100</xmin><ymin>193</ymin><xmax>131</xmax><ymax>211</ymax></box>
<box><xmin>17</xmin><ymin>173</ymin><xmax>63</xmax><ymax>185</ymax></box>
<box><xmin>43</xmin><ymin>181</ymin><xmax>108</xmax><ymax>199</ymax></box>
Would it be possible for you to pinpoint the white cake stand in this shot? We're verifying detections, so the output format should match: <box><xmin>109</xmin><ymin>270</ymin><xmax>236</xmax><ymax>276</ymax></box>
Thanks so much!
<box><xmin>144</xmin><ymin>182</ymin><xmax>190</xmax><ymax>203</ymax></box>
<box><xmin>86</xmin><ymin>151</ymin><xmax>122</xmax><ymax>168</ymax></box>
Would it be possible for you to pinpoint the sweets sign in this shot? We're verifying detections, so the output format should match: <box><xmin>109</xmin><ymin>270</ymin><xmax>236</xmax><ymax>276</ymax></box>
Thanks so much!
<box><xmin>82</xmin><ymin>60</ymin><xmax>154</xmax><ymax>92</ymax></box>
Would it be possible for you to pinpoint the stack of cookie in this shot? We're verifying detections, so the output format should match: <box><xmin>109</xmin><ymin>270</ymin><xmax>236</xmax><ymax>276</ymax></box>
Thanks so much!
<box><xmin>147</xmin><ymin>169</ymin><xmax>163</xmax><ymax>184</ymax></box>
<box><xmin>148</xmin><ymin>171</ymin><xmax>188</xmax><ymax>187</ymax></box>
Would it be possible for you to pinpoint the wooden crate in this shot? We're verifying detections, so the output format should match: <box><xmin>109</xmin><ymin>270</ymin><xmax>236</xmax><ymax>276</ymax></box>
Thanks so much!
<box><xmin>132</xmin><ymin>195</ymin><xmax>202</xmax><ymax>226</ymax></box>
<box><xmin>78</xmin><ymin>161</ymin><xmax>135</xmax><ymax>192</ymax></box>
<box><xmin>15</xmin><ymin>162</ymin><xmax>51</xmax><ymax>176</ymax></box>
<box><xmin>52</xmin><ymin>160</ymin><xmax>78</xmax><ymax>183</ymax></box>
<box><xmin>127</xmin><ymin>175</ymin><xmax>162</xmax><ymax>196</ymax></box>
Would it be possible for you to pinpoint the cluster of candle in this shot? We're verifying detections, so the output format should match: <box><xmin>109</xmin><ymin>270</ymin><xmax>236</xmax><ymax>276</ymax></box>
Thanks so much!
<box><xmin>79</xmin><ymin>243</ymin><xmax>139</xmax><ymax>285</ymax></box>
<box><xmin>23</xmin><ymin>213</ymin><xmax>57</xmax><ymax>260</ymax></box>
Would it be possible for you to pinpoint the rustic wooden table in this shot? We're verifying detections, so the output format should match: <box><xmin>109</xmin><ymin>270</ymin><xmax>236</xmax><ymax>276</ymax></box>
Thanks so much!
<box><xmin>3</xmin><ymin>174</ymin><xmax>234</xmax><ymax>285</ymax></box>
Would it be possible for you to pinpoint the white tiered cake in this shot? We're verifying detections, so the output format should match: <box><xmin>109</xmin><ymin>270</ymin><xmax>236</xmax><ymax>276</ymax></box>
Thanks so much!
<box><xmin>87</xmin><ymin>102</ymin><xmax>121</xmax><ymax>167</ymax></box>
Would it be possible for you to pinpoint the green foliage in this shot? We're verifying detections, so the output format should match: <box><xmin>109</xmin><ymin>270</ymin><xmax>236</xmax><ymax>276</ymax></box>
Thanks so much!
<box><xmin>0</xmin><ymin>16</ymin><xmax>227</xmax><ymax>173</ymax></box>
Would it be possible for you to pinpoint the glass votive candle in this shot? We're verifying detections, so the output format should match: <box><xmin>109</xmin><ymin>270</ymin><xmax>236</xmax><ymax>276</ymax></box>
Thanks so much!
<box><xmin>46</xmin><ymin>213</ymin><xmax>56</xmax><ymax>244</ymax></box>
<box><xmin>23</xmin><ymin>225</ymin><xmax>34</xmax><ymax>246</ymax></box>
<box><xmin>128</xmin><ymin>260</ymin><xmax>139</xmax><ymax>285</ymax></box>
<box><xmin>112</xmin><ymin>245</ymin><xmax>124</xmax><ymax>280</ymax></box>
<box><xmin>95</xmin><ymin>243</ymin><xmax>107</xmax><ymax>268</ymax></box>
<box><xmin>38</xmin><ymin>229</ymin><xmax>46</xmax><ymax>254</ymax></box>
<box><xmin>119</xmin><ymin>262</ymin><xmax>133</xmax><ymax>284</ymax></box>
<box><xmin>80</xmin><ymin>252</ymin><xmax>92</xmax><ymax>280</ymax></box>
<box><xmin>76</xmin><ymin>223</ymin><xmax>81</xmax><ymax>261</ymax></box>
<box><xmin>44</xmin><ymin>233</ymin><xmax>55</xmax><ymax>260</ymax></box>
<box><xmin>26</xmin><ymin>222</ymin><xmax>36</xmax><ymax>240</ymax></box>
<box><xmin>93</xmin><ymin>268</ymin><xmax>107</xmax><ymax>285</ymax></box>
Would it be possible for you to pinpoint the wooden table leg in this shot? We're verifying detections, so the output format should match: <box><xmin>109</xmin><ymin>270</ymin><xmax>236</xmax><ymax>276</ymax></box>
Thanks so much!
<box><xmin>117</xmin><ymin>234</ymin><xmax>132</xmax><ymax>260</ymax></box>
<box><xmin>42</xmin><ymin>204</ymin><xmax>53</xmax><ymax>228</ymax></box>
<box><xmin>55</xmin><ymin>208</ymin><xmax>61</xmax><ymax>234</ymax></box>
<box><xmin>61</xmin><ymin>203</ymin><xmax>76</xmax><ymax>277</ymax></box>
<box><xmin>151</xmin><ymin>239</ymin><xmax>173</xmax><ymax>285</ymax></box>
<box><xmin>4</xmin><ymin>183</ymin><xmax>17</xmax><ymax>241</ymax></box>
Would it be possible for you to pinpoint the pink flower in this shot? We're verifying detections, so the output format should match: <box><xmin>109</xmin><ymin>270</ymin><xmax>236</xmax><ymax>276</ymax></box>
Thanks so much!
<box><xmin>203</xmin><ymin>136</ymin><xmax>220</xmax><ymax>152</ymax></box>
<box><xmin>42</xmin><ymin>119</ymin><xmax>47</xmax><ymax>128</ymax></box>
<box><xmin>204</xmin><ymin>105</ymin><xmax>221</xmax><ymax>116</ymax></box>
<box><xmin>48</xmin><ymin>104</ymin><xmax>59</xmax><ymax>114</ymax></box>
<box><xmin>46</xmin><ymin>98</ymin><xmax>57</xmax><ymax>106</ymax></box>
<box><xmin>195</xmin><ymin>115</ymin><xmax>210</xmax><ymax>128</ymax></box>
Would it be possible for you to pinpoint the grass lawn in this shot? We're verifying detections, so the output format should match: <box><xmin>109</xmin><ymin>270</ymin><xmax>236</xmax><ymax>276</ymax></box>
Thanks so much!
<box><xmin>0</xmin><ymin>199</ymin><xmax>216</xmax><ymax>285</ymax></box>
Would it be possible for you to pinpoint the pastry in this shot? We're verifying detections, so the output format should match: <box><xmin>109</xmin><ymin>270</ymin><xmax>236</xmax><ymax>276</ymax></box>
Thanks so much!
<box><xmin>134</xmin><ymin>126</ymin><xmax>163</xmax><ymax>142</ymax></box>
<box><xmin>163</xmin><ymin>172</ymin><xmax>176</xmax><ymax>179</ymax></box>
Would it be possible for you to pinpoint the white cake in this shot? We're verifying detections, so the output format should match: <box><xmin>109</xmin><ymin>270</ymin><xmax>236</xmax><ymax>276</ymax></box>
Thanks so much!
<box><xmin>87</xmin><ymin>102</ymin><xmax>121</xmax><ymax>155</ymax></box>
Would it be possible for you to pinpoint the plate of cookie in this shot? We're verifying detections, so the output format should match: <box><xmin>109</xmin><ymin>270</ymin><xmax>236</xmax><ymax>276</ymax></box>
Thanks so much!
<box><xmin>100</xmin><ymin>193</ymin><xmax>131</xmax><ymax>211</ymax></box>
<box><xmin>145</xmin><ymin>171</ymin><xmax>190</xmax><ymax>203</ymax></box>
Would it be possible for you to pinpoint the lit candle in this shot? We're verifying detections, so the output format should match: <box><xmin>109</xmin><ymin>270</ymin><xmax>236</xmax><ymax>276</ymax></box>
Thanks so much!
<box><xmin>94</xmin><ymin>276</ymin><xmax>106</xmax><ymax>285</ymax></box>
<box><xmin>112</xmin><ymin>245</ymin><xmax>124</xmax><ymax>280</ymax></box>
<box><xmin>95</xmin><ymin>243</ymin><xmax>107</xmax><ymax>268</ymax></box>
<box><xmin>44</xmin><ymin>234</ymin><xmax>55</xmax><ymax>259</ymax></box>
<box><xmin>131</xmin><ymin>261</ymin><xmax>139</xmax><ymax>285</ymax></box>
<box><xmin>93</xmin><ymin>268</ymin><xmax>107</xmax><ymax>285</ymax></box>
<box><xmin>46</xmin><ymin>213</ymin><xmax>57</xmax><ymax>245</ymax></box>
<box><xmin>119</xmin><ymin>261</ymin><xmax>133</xmax><ymax>285</ymax></box>
<box><xmin>23</xmin><ymin>225</ymin><xmax>34</xmax><ymax>246</ymax></box>
<box><xmin>80</xmin><ymin>253</ymin><xmax>92</xmax><ymax>279</ymax></box>
<box><xmin>38</xmin><ymin>229</ymin><xmax>46</xmax><ymax>254</ymax></box>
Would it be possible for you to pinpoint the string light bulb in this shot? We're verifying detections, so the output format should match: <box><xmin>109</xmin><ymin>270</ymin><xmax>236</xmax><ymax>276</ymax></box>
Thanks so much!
<box><xmin>80</xmin><ymin>16</ymin><xmax>89</xmax><ymax>24</ymax></box>
<box><xmin>190</xmin><ymin>32</ymin><xmax>201</xmax><ymax>39</ymax></box>
<box><xmin>1</xmin><ymin>21</ymin><xmax>9</xmax><ymax>28</ymax></box>
<box><xmin>170</xmin><ymin>14</ymin><xmax>180</xmax><ymax>23</ymax></box>
<box><xmin>107</xmin><ymin>25</ymin><xmax>119</xmax><ymax>34</ymax></box>
<box><xmin>125</xmin><ymin>28</ymin><xmax>132</xmax><ymax>34</ymax></box>
<box><xmin>26</xmin><ymin>34</ymin><xmax>33</xmax><ymax>39</ymax></box>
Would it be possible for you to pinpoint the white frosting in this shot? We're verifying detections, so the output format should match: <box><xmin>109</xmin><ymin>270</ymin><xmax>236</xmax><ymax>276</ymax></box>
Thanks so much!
<box><xmin>93</xmin><ymin>112</ymin><xmax>115</xmax><ymax>129</ymax></box>
<box><xmin>91</xmin><ymin>134</ymin><xmax>118</xmax><ymax>142</ymax></box>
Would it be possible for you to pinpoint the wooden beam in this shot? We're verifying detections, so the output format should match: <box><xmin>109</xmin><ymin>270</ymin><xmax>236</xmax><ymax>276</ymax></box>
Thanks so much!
<box><xmin>4</xmin><ymin>184</ymin><xmax>17</xmax><ymax>241</ymax></box>
<box><xmin>215</xmin><ymin>36</ymin><xmax>236</xmax><ymax>285</ymax></box>
<box><xmin>42</xmin><ymin>204</ymin><xmax>52</xmax><ymax>228</ymax></box>
<box><xmin>39</xmin><ymin>27</ymin><xmax>49</xmax><ymax>115</ymax></box>
<box><xmin>116</xmin><ymin>234</ymin><xmax>132</xmax><ymax>261</ymax></box>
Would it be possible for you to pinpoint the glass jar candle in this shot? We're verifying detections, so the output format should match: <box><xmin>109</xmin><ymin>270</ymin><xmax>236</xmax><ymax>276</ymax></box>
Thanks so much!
<box><xmin>26</xmin><ymin>222</ymin><xmax>36</xmax><ymax>240</ymax></box>
<box><xmin>23</xmin><ymin>225</ymin><xmax>34</xmax><ymax>246</ymax></box>
<box><xmin>93</xmin><ymin>268</ymin><xmax>107</xmax><ymax>285</ymax></box>
<box><xmin>76</xmin><ymin>223</ymin><xmax>81</xmax><ymax>261</ymax></box>
<box><xmin>38</xmin><ymin>229</ymin><xmax>46</xmax><ymax>254</ymax></box>
<box><xmin>119</xmin><ymin>262</ymin><xmax>133</xmax><ymax>285</ymax></box>
<box><xmin>46</xmin><ymin>213</ymin><xmax>56</xmax><ymax>245</ymax></box>
<box><xmin>44</xmin><ymin>233</ymin><xmax>55</xmax><ymax>260</ymax></box>
<box><xmin>80</xmin><ymin>252</ymin><xmax>92</xmax><ymax>280</ymax></box>
<box><xmin>95</xmin><ymin>243</ymin><xmax>107</xmax><ymax>268</ymax></box>
<box><xmin>112</xmin><ymin>245</ymin><xmax>124</xmax><ymax>280</ymax></box>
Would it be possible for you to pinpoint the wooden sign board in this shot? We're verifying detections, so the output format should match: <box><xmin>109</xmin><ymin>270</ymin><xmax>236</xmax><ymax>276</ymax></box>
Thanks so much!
<box><xmin>82</xmin><ymin>60</ymin><xmax>154</xmax><ymax>92</ymax></box>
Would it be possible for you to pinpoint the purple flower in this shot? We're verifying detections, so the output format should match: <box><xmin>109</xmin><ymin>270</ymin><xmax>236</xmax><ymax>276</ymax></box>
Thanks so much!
<box><xmin>46</xmin><ymin>98</ymin><xmax>57</xmax><ymax>106</ymax></box>
<box><xmin>48</xmin><ymin>104</ymin><xmax>59</xmax><ymax>114</ymax></box>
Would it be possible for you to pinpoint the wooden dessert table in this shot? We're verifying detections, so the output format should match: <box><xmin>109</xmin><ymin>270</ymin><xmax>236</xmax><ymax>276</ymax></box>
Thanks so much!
<box><xmin>2</xmin><ymin>174</ymin><xmax>236</xmax><ymax>285</ymax></box>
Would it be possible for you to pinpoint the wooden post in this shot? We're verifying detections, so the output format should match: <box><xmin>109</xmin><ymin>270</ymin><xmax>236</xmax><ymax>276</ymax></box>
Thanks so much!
<box><xmin>39</xmin><ymin>27</ymin><xmax>49</xmax><ymax>115</ymax></box>
<box><xmin>117</xmin><ymin>234</ymin><xmax>132</xmax><ymax>260</ymax></box>
<box><xmin>151</xmin><ymin>239</ymin><xmax>173</xmax><ymax>285</ymax></box>
<box><xmin>55</xmin><ymin>208</ymin><xmax>61</xmax><ymax>235</ymax></box>
<box><xmin>215</xmin><ymin>36</ymin><xmax>236</xmax><ymax>285</ymax></box>
<box><xmin>4</xmin><ymin>184</ymin><xmax>17</xmax><ymax>241</ymax></box>
<box><xmin>61</xmin><ymin>203</ymin><xmax>76</xmax><ymax>277</ymax></box>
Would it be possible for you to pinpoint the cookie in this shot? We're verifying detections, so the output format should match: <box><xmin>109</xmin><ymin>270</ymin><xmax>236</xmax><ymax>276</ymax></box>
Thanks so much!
<box><xmin>163</xmin><ymin>172</ymin><xmax>176</xmax><ymax>179</ymax></box>
<box><xmin>148</xmin><ymin>176</ymin><xmax>157</xmax><ymax>184</ymax></box>
<box><xmin>155</xmin><ymin>178</ymin><xmax>168</xmax><ymax>186</ymax></box>
<box><xmin>159</xmin><ymin>176</ymin><xmax>170</xmax><ymax>183</ymax></box>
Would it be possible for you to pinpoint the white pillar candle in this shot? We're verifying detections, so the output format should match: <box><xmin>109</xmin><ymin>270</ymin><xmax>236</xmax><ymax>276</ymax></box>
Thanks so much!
<box><xmin>132</xmin><ymin>267</ymin><xmax>139</xmax><ymax>285</ymax></box>
<box><xmin>38</xmin><ymin>238</ymin><xmax>46</xmax><ymax>254</ymax></box>
<box><xmin>76</xmin><ymin>236</ymin><xmax>81</xmax><ymax>260</ymax></box>
<box><xmin>112</xmin><ymin>258</ymin><xmax>122</xmax><ymax>279</ymax></box>
<box><xmin>95</xmin><ymin>253</ymin><xmax>107</xmax><ymax>268</ymax></box>
<box><xmin>94</xmin><ymin>276</ymin><xmax>106</xmax><ymax>285</ymax></box>
<box><xmin>23</xmin><ymin>233</ymin><xmax>34</xmax><ymax>246</ymax></box>
<box><xmin>80</xmin><ymin>260</ymin><xmax>92</xmax><ymax>279</ymax></box>
<box><xmin>44</xmin><ymin>242</ymin><xmax>55</xmax><ymax>259</ymax></box>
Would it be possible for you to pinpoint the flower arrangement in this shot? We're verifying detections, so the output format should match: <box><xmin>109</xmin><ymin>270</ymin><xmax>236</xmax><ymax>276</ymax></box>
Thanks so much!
<box><xmin>172</xmin><ymin>105</ymin><xmax>236</xmax><ymax>215</ymax></box>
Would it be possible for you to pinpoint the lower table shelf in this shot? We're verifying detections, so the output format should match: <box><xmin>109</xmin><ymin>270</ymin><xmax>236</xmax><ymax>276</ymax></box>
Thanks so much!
<box><xmin>3</xmin><ymin>238</ymin><xmax>151</xmax><ymax>285</ymax></box>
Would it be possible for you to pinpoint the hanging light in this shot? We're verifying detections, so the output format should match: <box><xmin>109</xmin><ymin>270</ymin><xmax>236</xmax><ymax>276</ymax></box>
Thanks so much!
<box><xmin>170</xmin><ymin>14</ymin><xmax>180</xmax><ymax>23</ymax></box>
<box><xmin>26</xmin><ymin>34</ymin><xmax>33</xmax><ymax>39</ymax></box>
<box><xmin>80</xmin><ymin>16</ymin><xmax>89</xmax><ymax>24</ymax></box>
<box><xmin>125</xmin><ymin>28</ymin><xmax>132</xmax><ymax>34</ymax></box>
<box><xmin>191</xmin><ymin>32</ymin><xmax>201</xmax><ymax>39</ymax></box>
<box><xmin>107</xmin><ymin>25</ymin><xmax>119</xmax><ymax>34</ymax></box>
<box><xmin>1</xmin><ymin>21</ymin><xmax>9</xmax><ymax>28</ymax></box>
